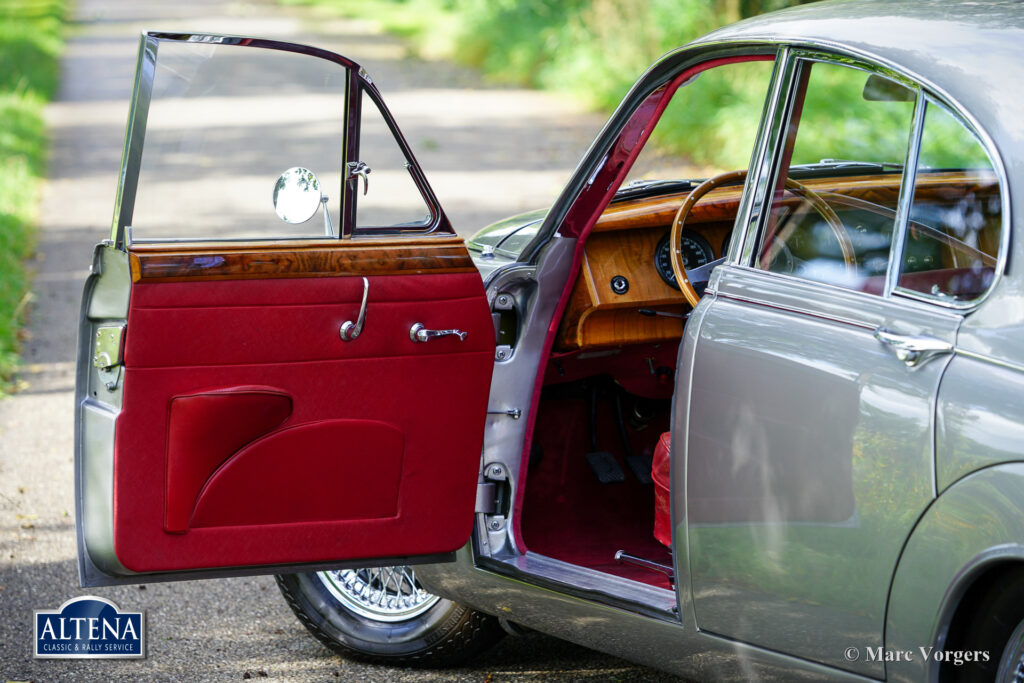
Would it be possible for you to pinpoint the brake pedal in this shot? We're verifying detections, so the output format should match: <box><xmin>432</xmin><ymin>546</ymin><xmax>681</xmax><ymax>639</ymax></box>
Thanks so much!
<box><xmin>586</xmin><ymin>451</ymin><xmax>625</xmax><ymax>484</ymax></box>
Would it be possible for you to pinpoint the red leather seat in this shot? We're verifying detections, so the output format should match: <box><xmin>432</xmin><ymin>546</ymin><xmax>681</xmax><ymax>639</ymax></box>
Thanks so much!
<box><xmin>652</xmin><ymin>431</ymin><xmax>671</xmax><ymax>547</ymax></box>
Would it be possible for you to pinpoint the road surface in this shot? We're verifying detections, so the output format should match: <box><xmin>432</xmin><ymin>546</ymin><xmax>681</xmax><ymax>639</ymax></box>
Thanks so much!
<box><xmin>0</xmin><ymin>0</ymin><xmax>674</xmax><ymax>680</ymax></box>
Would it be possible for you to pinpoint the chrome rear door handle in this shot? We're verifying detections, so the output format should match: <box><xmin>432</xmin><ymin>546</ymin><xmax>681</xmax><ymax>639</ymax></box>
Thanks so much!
<box><xmin>410</xmin><ymin>322</ymin><xmax>467</xmax><ymax>342</ymax></box>
<box><xmin>873</xmin><ymin>328</ymin><xmax>953</xmax><ymax>368</ymax></box>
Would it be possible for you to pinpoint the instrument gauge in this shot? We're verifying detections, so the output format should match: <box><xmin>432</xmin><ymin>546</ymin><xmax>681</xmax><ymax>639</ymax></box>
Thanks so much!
<box><xmin>654</xmin><ymin>231</ymin><xmax>715</xmax><ymax>290</ymax></box>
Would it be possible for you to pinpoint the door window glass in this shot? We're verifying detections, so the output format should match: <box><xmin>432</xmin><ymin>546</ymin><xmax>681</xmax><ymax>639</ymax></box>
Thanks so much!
<box><xmin>757</xmin><ymin>61</ymin><xmax>916</xmax><ymax>293</ymax></box>
<box><xmin>131</xmin><ymin>41</ymin><xmax>347</xmax><ymax>241</ymax></box>
<box><xmin>353</xmin><ymin>93</ymin><xmax>432</xmax><ymax>231</ymax></box>
<box><xmin>897</xmin><ymin>101</ymin><xmax>1002</xmax><ymax>302</ymax></box>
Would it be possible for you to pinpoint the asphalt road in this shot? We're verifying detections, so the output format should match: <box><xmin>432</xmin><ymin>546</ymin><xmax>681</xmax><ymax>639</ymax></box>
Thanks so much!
<box><xmin>0</xmin><ymin>0</ymin><xmax>674</xmax><ymax>680</ymax></box>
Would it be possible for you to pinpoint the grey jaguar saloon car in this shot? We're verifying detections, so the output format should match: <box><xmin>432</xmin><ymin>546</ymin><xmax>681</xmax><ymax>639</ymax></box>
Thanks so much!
<box><xmin>75</xmin><ymin>0</ymin><xmax>1024</xmax><ymax>680</ymax></box>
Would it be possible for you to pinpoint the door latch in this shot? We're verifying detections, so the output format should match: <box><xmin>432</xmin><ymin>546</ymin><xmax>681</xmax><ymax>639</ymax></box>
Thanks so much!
<box><xmin>93</xmin><ymin>324</ymin><xmax>125</xmax><ymax>391</ymax></box>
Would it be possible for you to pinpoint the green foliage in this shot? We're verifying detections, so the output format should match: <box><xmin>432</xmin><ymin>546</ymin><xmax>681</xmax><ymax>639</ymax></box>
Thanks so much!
<box><xmin>287</xmin><ymin>0</ymin><xmax>815</xmax><ymax>162</ymax></box>
<box><xmin>0</xmin><ymin>0</ymin><xmax>65</xmax><ymax>391</ymax></box>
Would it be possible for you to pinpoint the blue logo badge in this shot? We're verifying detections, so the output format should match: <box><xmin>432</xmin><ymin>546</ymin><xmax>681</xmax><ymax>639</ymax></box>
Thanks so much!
<box><xmin>34</xmin><ymin>596</ymin><xmax>145</xmax><ymax>659</ymax></box>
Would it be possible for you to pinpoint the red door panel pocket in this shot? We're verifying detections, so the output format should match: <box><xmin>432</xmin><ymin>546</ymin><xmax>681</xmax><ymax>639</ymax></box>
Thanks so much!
<box><xmin>189</xmin><ymin>419</ymin><xmax>404</xmax><ymax>529</ymax></box>
<box><xmin>165</xmin><ymin>386</ymin><xmax>293</xmax><ymax>533</ymax></box>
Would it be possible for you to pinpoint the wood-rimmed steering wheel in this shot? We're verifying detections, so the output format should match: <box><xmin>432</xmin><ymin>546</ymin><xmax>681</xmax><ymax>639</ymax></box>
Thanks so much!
<box><xmin>669</xmin><ymin>170</ymin><xmax>856</xmax><ymax>307</ymax></box>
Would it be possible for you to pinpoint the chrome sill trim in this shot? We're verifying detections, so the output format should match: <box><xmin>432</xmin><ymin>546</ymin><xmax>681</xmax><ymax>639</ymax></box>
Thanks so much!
<box><xmin>478</xmin><ymin>551</ymin><xmax>679</xmax><ymax>622</ymax></box>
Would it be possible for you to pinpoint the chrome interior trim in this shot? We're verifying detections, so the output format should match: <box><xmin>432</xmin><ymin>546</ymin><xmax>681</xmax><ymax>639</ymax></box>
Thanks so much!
<box><xmin>338</xmin><ymin>276</ymin><xmax>368</xmax><ymax>341</ymax></box>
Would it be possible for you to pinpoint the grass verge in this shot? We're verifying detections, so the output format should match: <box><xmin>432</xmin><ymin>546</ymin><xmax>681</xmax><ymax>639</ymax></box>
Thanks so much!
<box><xmin>0</xmin><ymin>0</ymin><xmax>65</xmax><ymax>392</ymax></box>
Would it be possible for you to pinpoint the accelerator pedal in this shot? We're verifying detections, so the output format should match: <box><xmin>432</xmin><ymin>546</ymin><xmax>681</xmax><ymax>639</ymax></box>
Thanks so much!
<box><xmin>626</xmin><ymin>453</ymin><xmax>653</xmax><ymax>485</ymax></box>
<box><xmin>586</xmin><ymin>450</ymin><xmax>625</xmax><ymax>484</ymax></box>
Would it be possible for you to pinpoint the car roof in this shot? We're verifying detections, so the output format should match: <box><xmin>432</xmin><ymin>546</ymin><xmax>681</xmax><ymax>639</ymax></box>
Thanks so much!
<box><xmin>692</xmin><ymin>0</ymin><xmax>1024</xmax><ymax>165</ymax></box>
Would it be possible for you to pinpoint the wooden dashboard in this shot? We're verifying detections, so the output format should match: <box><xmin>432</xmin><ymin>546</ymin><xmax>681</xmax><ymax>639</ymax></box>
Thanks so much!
<box><xmin>554</xmin><ymin>186</ymin><xmax>739</xmax><ymax>352</ymax></box>
<box><xmin>553</xmin><ymin>170</ymin><xmax>998</xmax><ymax>352</ymax></box>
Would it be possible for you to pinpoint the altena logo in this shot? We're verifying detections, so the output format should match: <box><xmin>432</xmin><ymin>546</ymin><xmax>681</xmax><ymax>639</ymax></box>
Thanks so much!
<box><xmin>34</xmin><ymin>596</ymin><xmax>145</xmax><ymax>659</ymax></box>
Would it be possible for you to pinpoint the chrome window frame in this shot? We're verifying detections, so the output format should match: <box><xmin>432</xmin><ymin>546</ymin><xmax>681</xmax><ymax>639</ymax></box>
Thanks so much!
<box><xmin>889</xmin><ymin>95</ymin><xmax>1007</xmax><ymax>310</ymax></box>
<box><xmin>111</xmin><ymin>32</ymin><xmax>354</xmax><ymax>248</ymax></box>
<box><xmin>110</xmin><ymin>32</ymin><xmax>451</xmax><ymax>247</ymax></box>
<box><xmin>734</xmin><ymin>46</ymin><xmax>1010</xmax><ymax>314</ymax></box>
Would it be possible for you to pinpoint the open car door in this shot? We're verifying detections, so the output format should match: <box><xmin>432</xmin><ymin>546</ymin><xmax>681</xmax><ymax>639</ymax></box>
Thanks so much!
<box><xmin>75</xmin><ymin>33</ymin><xmax>494</xmax><ymax>586</ymax></box>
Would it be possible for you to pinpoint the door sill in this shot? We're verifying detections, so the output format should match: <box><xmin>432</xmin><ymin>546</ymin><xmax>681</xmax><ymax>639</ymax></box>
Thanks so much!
<box><xmin>477</xmin><ymin>550</ymin><xmax>679</xmax><ymax>622</ymax></box>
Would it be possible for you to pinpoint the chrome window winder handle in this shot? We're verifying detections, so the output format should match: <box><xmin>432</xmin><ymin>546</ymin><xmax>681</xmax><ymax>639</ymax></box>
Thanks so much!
<box><xmin>410</xmin><ymin>323</ymin><xmax>467</xmax><ymax>343</ymax></box>
<box><xmin>339</xmin><ymin>277</ymin><xmax>369</xmax><ymax>341</ymax></box>
<box><xmin>873</xmin><ymin>327</ymin><xmax>953</xmax><ymax>368</ymax></box>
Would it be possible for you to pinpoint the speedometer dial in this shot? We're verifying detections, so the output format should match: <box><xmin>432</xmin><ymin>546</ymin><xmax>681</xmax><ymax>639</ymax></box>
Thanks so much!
<box><xmin>654</xmin><ymin>230</ymin><xmax>715</xmax><ymax>290</ymax></box>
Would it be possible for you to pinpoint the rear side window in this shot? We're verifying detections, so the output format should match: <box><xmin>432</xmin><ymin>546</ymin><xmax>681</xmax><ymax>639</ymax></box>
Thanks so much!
<box><xmin>897</xmin><ymin>101</ymin><xmax>1002</xmax><ymax>303</ymax></box>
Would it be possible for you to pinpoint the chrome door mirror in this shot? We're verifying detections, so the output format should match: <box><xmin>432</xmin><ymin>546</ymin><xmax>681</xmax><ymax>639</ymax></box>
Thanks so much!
<box><xmin>273</xmin><ymin>167</ymin><xmax>334</xmax><ymax>235</ymax></box>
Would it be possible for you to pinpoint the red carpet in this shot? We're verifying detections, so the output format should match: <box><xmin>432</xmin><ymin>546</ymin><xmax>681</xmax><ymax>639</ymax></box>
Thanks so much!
<box><xmin>519</xmin><ymin>382</ymin><xmax>673</xmax><ymax>590</ymax></box>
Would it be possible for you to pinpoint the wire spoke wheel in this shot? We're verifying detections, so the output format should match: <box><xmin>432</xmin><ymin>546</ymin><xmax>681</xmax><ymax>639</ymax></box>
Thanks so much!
<box><xmin>996</xmin><ymin>619</ymin><xmax>1024</xmax><ymax>683</ymax></box>
<box><xmin>316</xmin><ymin>566</ymin><xmax>441</xmax><ymax>622</ymax></box>
<box><xmin>276</xmin><ymin>568</ymin><xmax>504</xmax><ymax>668</ymax></box>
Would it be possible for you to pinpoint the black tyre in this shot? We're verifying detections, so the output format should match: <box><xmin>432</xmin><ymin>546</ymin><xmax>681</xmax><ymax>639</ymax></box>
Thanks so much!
<box><xmin>275</xmin><ymin>567</ymin><xmax>504</xmax><ymax>668</ymax></box>
<box><xmin>948</xmin><ymin>570</ymin><xmax>1024</xmax><ymax>682</ymax></box>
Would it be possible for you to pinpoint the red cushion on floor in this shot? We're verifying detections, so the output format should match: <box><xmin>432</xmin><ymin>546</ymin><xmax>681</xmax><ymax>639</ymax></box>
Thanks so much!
<box><xmin>652</xmin><ymin>431</ymin><xmax>672</xmax><ymax>547</ymax></box>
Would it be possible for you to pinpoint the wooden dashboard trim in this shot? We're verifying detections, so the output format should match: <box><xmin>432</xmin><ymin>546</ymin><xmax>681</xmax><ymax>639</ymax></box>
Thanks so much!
<box><xmin>556</xmin><ymin>170</ymin><xmax>999</xmax><ymax>351</ymax></box>
<box><xmin>592</xmin><ymin>171</ymin><xmax>996</xmax><ymax>233</ymax></box>
<box><xmin>128</xmin><ymin>236</ymin><xmax>476</xmax><ymax>283</ymax></box>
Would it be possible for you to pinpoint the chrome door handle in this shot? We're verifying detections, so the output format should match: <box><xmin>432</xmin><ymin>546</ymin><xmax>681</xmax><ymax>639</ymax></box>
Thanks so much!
<box><xmin>339</xmin><ymin>277</ymin><xmax>369</xmax><ymax>341</ymax></box>
<box><xmin>410</xmin><ymin>322</ymin><xmax>467</xmax><ymax>343</ymax></box>
<box><xmin>874</xmin><ymin>328</ymin><xmax>953</xmax><ymax>368</ymax></box>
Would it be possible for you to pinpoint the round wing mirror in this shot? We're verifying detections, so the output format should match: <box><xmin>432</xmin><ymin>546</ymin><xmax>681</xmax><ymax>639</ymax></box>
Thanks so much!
<box><xmin>273</xmin><ymin>167</ymin><xmax>323</xmax><ymax>224</ymax></box>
